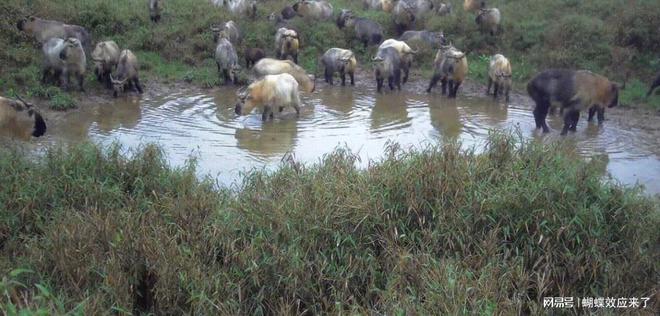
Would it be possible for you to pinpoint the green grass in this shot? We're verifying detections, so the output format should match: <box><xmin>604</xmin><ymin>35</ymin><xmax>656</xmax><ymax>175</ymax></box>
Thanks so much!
<box><xmin>1</xmin><ymin>0</ymin><xmax>658</xmax><ymax>109</ymax></box>
<box><xmin>0</xmin><ymin>132</ymin><xmax>658</xmax><ymax>314</ymax></box>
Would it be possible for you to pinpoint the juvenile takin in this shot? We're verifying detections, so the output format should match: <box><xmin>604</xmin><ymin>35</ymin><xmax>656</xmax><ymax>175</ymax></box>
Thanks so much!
<box><xmin>91</xmin><ymin>41</ymin><xmax>120</xmax><ymax>89</ymax></box>
<box><xmin>274</xmin><ymin>28</ymin><xmax>300</xmax><ymax>64</ymax></box>
<box><xmin>214</xmin><ymin>32</ymin><xmax>241</xmax><ymax>85</ymax></box>
<box><xmin>149</xmin><ymin>0</ymin><xmax>162</xmax><ymax>23</ymax></box>
<box><xmin>0</xmin><ymin>95</ymin><xmax>46</xmax><ymax>138</ymax></box>
<box><xmin>427</xmin><ymin>44</ymin><xmax>468</xmax><ymax>98</ymax></box>
<box><xmin>111</xmin><ymin>50</ymin><xmax>144</xmax><ymax>98</ymax></box>
<box><xmin>235</xmin><ymin>73</ymin><xmax>303</xmax><ymax>121</ymax></box>
<box><xmin>527</xmin><ymin>69</ymin><xmax>620</xmax><ymax>135</ymax></box>
<box><xmin>42</xmin><ymin>37</ymin><xmax>86</xmax><ymax>91</ymax></box>
<box><xmin>321</xmin><ymin>48</ymin><xmax>357</xmax><ymax>86</ymax></box>
<box><xmin>373</xmin><ymin>47</ymin><xmax>402</xmax><ymax>93</ymax></box>
<box><xmin>487</xmin><ymin>54</ymin><xmax>512</xmax><ymax>102</ymax></box>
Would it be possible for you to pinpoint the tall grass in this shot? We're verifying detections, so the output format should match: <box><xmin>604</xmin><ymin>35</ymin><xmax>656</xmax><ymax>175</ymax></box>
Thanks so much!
<box><xmin>0</xmin><ymin>132</ymin><xmax>658</xmax><ymax>314</ymax></box>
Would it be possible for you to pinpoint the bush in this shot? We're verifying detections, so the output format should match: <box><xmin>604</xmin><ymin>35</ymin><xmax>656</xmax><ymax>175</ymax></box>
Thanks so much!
<box><xmin>0</xmin><ymin>133</ymin><xmax>657</xmax><ymax>314</ymax></box>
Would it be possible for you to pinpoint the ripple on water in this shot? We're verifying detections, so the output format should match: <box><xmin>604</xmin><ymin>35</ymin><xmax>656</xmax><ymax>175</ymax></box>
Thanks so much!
<box><xmin>13</xmin><ymin>82</ymin><xmax>659</xmax><ymax>194</ymax></box>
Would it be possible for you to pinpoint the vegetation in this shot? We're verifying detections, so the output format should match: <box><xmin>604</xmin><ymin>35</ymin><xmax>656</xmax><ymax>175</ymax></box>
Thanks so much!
<box><xmin>0</xmin><ymin>132</ymin><xmax>658</xmax><ymax>314</ymax></box>
<box><xmin>0</xmin><ymin>0</ymin><xmax>659</xmax><ymax>109</ymax></box>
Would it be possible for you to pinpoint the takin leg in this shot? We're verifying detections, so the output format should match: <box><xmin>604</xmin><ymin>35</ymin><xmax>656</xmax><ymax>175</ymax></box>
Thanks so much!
<box><xmin>77</xmin><ymin>73</ymin><xmax>85</xmax><ymax>92</ymax></box>
<box><xmin>262</xmin><ymin>105</ymin><xmax>272</xmax><ymax>121</ymax></box>
<box><xmin>402</xmin><ymin>65</ymin><xmax>410</xmax><ymax>84</ymax></box>
<box><xmin>340</xmin><ymin>70</ymin><xmax>346</xmax><ymax>86</ymax></box>
<box><xmin>349</xmin><ymin>71</ymin><xmax>354</xmax><ymax>86</ymax></box>
<box><xmin>447</xmin><ymin>80</ymin><xmax>455</xmax><ymax>98</ymax></box>
<box><xmin>452</xmin><ymin>81</ymin><xmax>462</xmax><ymax>98</ymax></box>
<box><xmin>134</xmin><ymin>78</ymin><xmax>144</xmax><ymax>94</ymax></box>
<box><xmin>569</xmin><ymin>111</ymin><xmax>580</xmax><ymax>132</ymax></box>
<box><xmin>587</xmin><ymin>106</ymin><xmax>597</xmax><ymax>122</ymax></box>
<box><xmin>597</xmin><ymin>107</ymin><xmax>605</xmax><ymax>125</ymax></box>
<box><xmin>486</xmin><ymin>77</ymin><xmax>492</xmax><ymax>95</ymax></box>
<box><xmin>377</xmin><ymin>77</ymin><xmax>383</xmax><ymax>93</ymax></box>
<box><xmin>493</xmin><ymin>82</ymin><xmax>499</xmax><ymax>99</ymax></box>
<box><xmin>222</xmin><ymin>69</ymin><xmax>231</xmax><ymax>85</ymax></box>
<box><xmin>293</xmin><ymin>53</ymin><xmax>298</xmax><ymax>64</ymax></box>
<box><xmin>532</xmin><ymin>97</ymin><xmax>551</xmax><ymax>133</ymax></box>
<box><xmin>441</xmin><ymin>78</ymin><xmax>448</xmax><ymax>95</ymax></box>
<box><xmin>427</xmin><ymin>74</ymin><xmax>441</xmax><ymax>93</ymax></box>
<box><xmin>394</xmin><ymin>70</ymin><xmax>401</xmax><ymax>90</ymax></box>
<box><xmin>324</xmin><ymin>67</ymin><xmax>332</xmax><ymax>84</ymax></box>
<box><xmin>388</xmin><ymin>75</ymin><xmax>395</xmax><ymax>91</ymax></box>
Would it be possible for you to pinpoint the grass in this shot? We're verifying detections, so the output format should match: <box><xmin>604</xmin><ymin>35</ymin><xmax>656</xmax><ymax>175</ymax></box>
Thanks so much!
<box><xmin>0</xmin><ymin>132</ymin><xmax>658</xmax><ymax>314</ymax></box>
<box><xmin>1</xmin><ymin>0</ymin><xmax>658</xmax><ymax>110</ymax></box>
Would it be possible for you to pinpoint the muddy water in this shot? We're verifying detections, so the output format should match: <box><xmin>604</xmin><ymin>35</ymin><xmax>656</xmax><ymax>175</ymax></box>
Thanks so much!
<box><xmin>8</xmin><ymin>76</ymin><xmax>660</xmax><ymax>194</ymax></box>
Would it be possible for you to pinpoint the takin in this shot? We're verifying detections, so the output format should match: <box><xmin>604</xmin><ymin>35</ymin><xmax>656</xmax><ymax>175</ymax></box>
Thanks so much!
<box><xmin>111</xmin><ymin>50</ymin><xmax>144</xmax><ymax>98</ymax></box>
<box><xmin>212</xmin><ymin>21</ymin><xmax>242</xmax><ymax>45</ymax></box>
<box><xmin>42</xmin><ymin>37</ymin><xmax>86</xmax><ymax>91</ymax></box>
<box><xmin>252</xmin><ymin>58</ymin><xmax>315</xmax><ymax>93</ymax></box>
<box><xmin>463</xmin><ymin>0</ymin><xmax>486</xmax><ymax>12</ymax></box>
<box><xmin>149</xmin><ymin>0</ymin><xmax>162</xmax><ymax>23</ymax></box>
<box><xmin>378</xmin><ymin>39</ymin><xmax>417</xmax><ymax>84</ymax></box>
<box><xmin>362</xmin><ymin>0</ymin><xmax>395</xmax><ymax>12</ymax></box>
<box><xmin>476</xmin><ymin>8</ymin><xmax>501</xmax><ymax>36</ymax></box>
<box><xmin>214</xmin><ymin>32</ymin><xmax>241</xmax><ymax>85</ymax></box>
<box><xmin>293</xmin><ymin>1</ymin><xmax>334</xmax><ymax>20</ymax></box>
<box><xmin>336</xmin><ymin>9</ymin><xmax>352</xmax><ymax>29</ymax></box>
<box><xmin>17</xmin><ymin>16</ymin><xmax>91</xmax><ymax>50</ymax></box>
<box><xmin>235</xmin><ymin>73</ymin><xmax>302</xmax><ymax>121</ymax></box>
<box><xmin>274</xmin><ymin>27</ymin><xmax>300</xmax><ymax>64</ymax></box>
<box><xmin>321</xmin><ymin>48</ymin><xmax>357</xmax><ymax>86</ymax></box>
<box><xmin>487</xmin><ymin>54</ymin><xmax>512</xmax><ymax>102</ymax></box>
<box><xmin>0</xmin><ymin>95</ymin><xmax>46</xmax><ymax>138</ymax></box>
<box><xmin>91</xmin><ymin>41</ymin><xmax>120</xmax><ymax>89</ymax></box>
<box><xmin>426</xmin><ymin>44</ymin><xmax>468</xmax><ymax>98</ymax></box>
<box><xmin>647</xmin><ymin>72</ymin><xmax>660</xmax><ymax>97</ymax></box>
<box><xmin>527</xmin><ymin>69</ymin><xmax>620</xmax><ymax>135</ymax></box>
<box><xmin>344</xmin><ymin>15</ymin><xmax>384</xmax><ymax>48</ymax></box>
<box><xmin>392</xmin><ymin>0</ymin><xmax>434</xmax><ymax>34</ymax></box>
<box><xmin>399</xmin><ymin>30</ymin><xmax>447</xmax><ymax>49</ymax></box>
<box><xmin>225</xmin><ymin>0</ymin><xmax>257</xmax><ymax>18</ymax></box>
<box><xmin>436</xmin><ymin>2</ymin><xmax>452</xmax><ymax>16</ymax></box>
<box><xmin>245</xmin><ymin>47</ymin><xmax>265</xmax><ymax>68</ymax></box>
<box><xmin>373</xmin><ymin>46</ymin><xmax>402</xmax><ymax>93</ymax></box>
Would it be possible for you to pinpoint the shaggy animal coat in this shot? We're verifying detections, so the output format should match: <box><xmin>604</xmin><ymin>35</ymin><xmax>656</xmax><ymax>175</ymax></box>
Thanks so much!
<box><xmin>91</xmin><ymin>41</ymin><xmax>120</xmax><ymax>89</ymax></box>
<box><xmin>487</xmin><ymin>54</ymin><xmax>512</xmax><ymax>101</ymax></box>
<box><xmin>0</xmin><ymin>96</ymin><xmax>46</xmax><ymax>138</ymax></box>
<box><xmin>427</xmin><ymin>46</ymin><xmax>468</xmax><ymax>98</ymax></box>
<box><xmin>527</xmin><ymin>69</ymin><xmax>619</xmax><ymax>135</ymax></box>
<box><xmin>321</xmin><ymin>48</ymin><xmax>357</xmax><ymax>86</ymax></box>
<box><xmin>111</xmin><ymin>50</ymin><xmax>143</xmax><ymax>97</ymax></box>
<box><xmin>252</xmin><ymin>58</ymin><xmax>315</xmax><ymax>93</ymax></box>
<box><xmin>235</xmin><ymin>73</ymin><xmax>302</xmax><ymax>121</ymax></box>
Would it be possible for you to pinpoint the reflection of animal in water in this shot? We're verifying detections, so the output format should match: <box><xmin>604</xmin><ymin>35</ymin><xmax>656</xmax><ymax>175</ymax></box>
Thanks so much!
<box><xmin>369</xmin><ymin>93</ymin><xmax>410</xmax><ymax>131</ymax></box>
<box><xmin>234</xmin><ymin>119</ymin><xmax>298</xmax><ymax>157</ymax></box>
<box><xmin>95</xmin><ymin>99</ymin><xmax>142</xmax><ymax>133</ymax></box>
<box><xmin>428</xmin><ymin>99</ymin><xmax>461</xmax><ymax>137</ymax></box>
<box><xmin>317</xmin><ymin>86</ymin><xmax>355</xmax><ymax>115</ymax></box>
<box><xmin>0</xmin><ymin>95</ymin><xmax>47</xmax><ymax>139</ymax></box>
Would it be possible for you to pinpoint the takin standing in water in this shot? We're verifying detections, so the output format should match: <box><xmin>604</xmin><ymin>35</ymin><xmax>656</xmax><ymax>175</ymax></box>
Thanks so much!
<box><xmin>293</xmin><ymin>1</ymin><xmax>334</xmax><ymax>20</ymax></box>
<box><xmin>476</xmin><ymin>8</ymin><xmax>501</xmax><ymax>36</ymax></box>
<box><xmin>149</xmin><ymin>0</ymin><xmax>162</xmax><ymax>23</ymax></box>
<box><xmin>214</xmin><ymin>32</ymin><xmax>241</xmax><ymax>85</ymax></box>
<box><xmin>17</xmin><ymin>16</ymin><xmax>91</xmax><ymax>50</ymax></box>
<box><xmin>212</xmin><ymin>21</ymin><xmax>241</xmax><ymax>45</ymax></box>
<box><xmin>321</xmin><ymin>48</ymin><xmax>357</xmax><ymax>86</ymax></box>
<box><xmin>42</xmin><ymin>37</ymin><xmax>86</xmax><ymax>91</ymax></box>
<box><xmin>252</xmin><ymin>58</ymin><xmax>316</xmax><ymax>93</ymax></box>
<box><xmin>373</xmin><ymin>47</ymin><xmax>402</xmax><ymax>93</ymax></box>
<box><xmin>274</xmin><ymin>28</ymin><xmax>300</xmax><ymax>64</ymax></box>
<box><xmin>235</xmin><ymin>73</ymin><xmax>302</xmax><ymax>121</ymax></box>
<box><xmin>487</xmin><ymin>54</ymin><xmax>512</xmax><ymax>102</ymax></box>
<box><xmin>378</xmin><ymin>39</ymin><xmax>417</xmax><ymax>84</ymax></box>
<box><xmin>399</xmin><ymin>30</ymin><xmax>447</xmax><ymax>49</ymax></box>
<box><xmin>91</xmin><ymin>41</ymin><xmax>120</xmax><ymax>89</ymax></box>
<box><xmin>343</xmin><ymin>15</ymin><xmax>384</xmax><ymax>48</ymax></box>
<box><xmin>647</xmin><ymin>71</ymin><xmax>660</xmax><ymax>97</ymax></box>
<box><xmin>0</xmin><ymin>95</ymin><xmax>46</xmax><ymax>138</ymax></box>
<box><xmin>111</xmin><ymin>50</ymin><xmax>144</xmax><ymax>98</ymax></box>
<box><xmin>362</xmin><ymin>0</ymin><xmax>395</xmax><ymax>12</ymax></box>
<box><xmin>427</xmin><ymin>44</ymin><xmax>468</xmax><ymax>98</ymax></box>
<box><xmin>245</xmin><ymin>47</ymin><xmax>265</xmax><ymax>68</ymax></box>
<box><xmin>527</xmin><ymin>69</ymin><xmax>620</xmax><ymax>135</ymax></box>
<box><xmin>463</xmin><ymin>0</ymin><xmax>486</xmax><ymax>12</ymax></box>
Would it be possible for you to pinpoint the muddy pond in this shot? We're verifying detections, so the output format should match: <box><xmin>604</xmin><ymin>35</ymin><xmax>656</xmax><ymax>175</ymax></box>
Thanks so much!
<box><xmin>6</xmin><ymin>75</ymin><xmax>660</xmax><ymax>194</ymax></box>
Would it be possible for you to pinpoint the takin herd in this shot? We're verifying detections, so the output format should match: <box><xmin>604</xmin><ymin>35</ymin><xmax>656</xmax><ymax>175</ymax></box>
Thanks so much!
<box><xmin>2</xmin><ymin>0</ymin><xmax>657</xmax><ymax>140</ymax></box>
